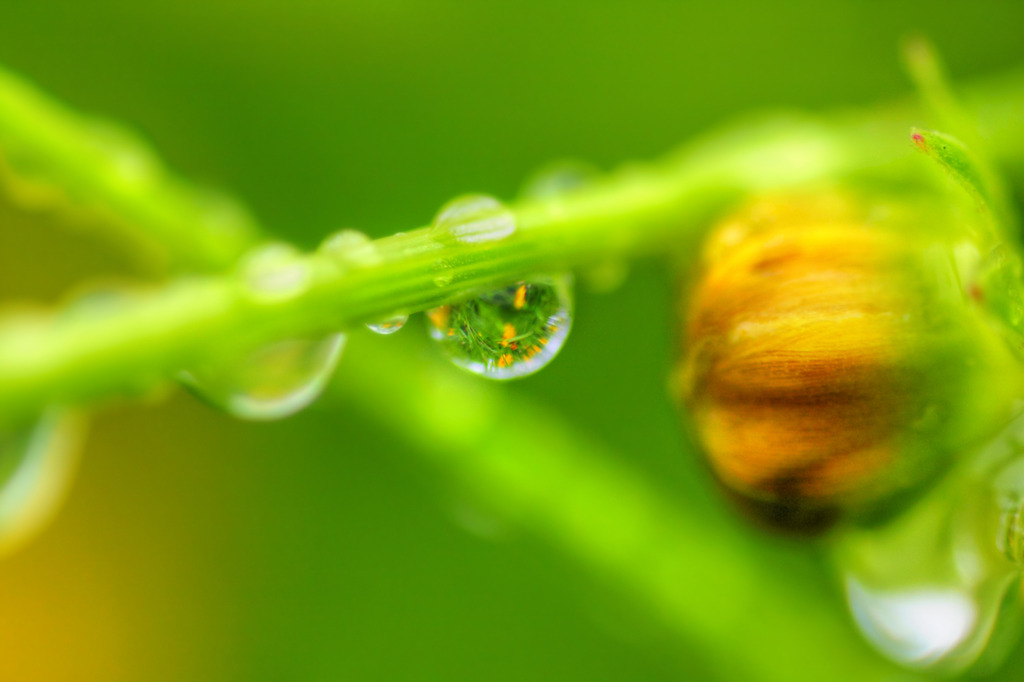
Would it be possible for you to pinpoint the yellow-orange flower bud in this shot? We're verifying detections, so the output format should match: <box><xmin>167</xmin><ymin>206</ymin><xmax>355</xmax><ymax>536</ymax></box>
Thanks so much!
<box><xmin>675</xmin><ymin>194</ymin><xmax>1021</xmax><ymax>531</ymax></box>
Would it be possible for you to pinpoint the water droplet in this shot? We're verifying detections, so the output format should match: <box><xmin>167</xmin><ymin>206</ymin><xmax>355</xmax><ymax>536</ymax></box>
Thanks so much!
<box><xmin>240</xmin><ymin>243</ymin><xmax>312</xmax><ymax>303</ymax></box>
<box><xmin>835</xmin><ymin>463</ymin><xmax>1024</xmax><ymax>673</ymax></box>
<box><xmin>519</xmin><ymin>159</ymin><xmax>599</xmax><ymax>201</ymax></box>
<box><xmin>846</xmin><ymin>579</ymin><xmax>979</xmax><ymax>668</ymax></box>
<box><xmin>426</xmin><ymin>275</ymin><xmax>573</xmax><ymax>380</ymax></box>
<box><xmin>181</xmin><ymin>334</ymin><xmax>346</xmax><ymax>420</ymax></box>
<box><xmin>0</xmin><ymin>411</ymin><xmax>82</xmax><ymax>556</ymax></box>
<box><xmin>431</xmin><ymin>194</ymin><xmax>516</xmax><ymax>244</ymax></box>
<box><xmin>366</xmin><ymin>315</ymin><xmax>408</xmax><ymax>335</ymax></box>
<box><xmin>432</xmin><ymin>259</ymin><xmax>455</xmax><ymax>288</ymax></box>
<box><xmin>318</xmin><ymin>229</ymin><xmax>382</xmax><ymax>268</ymax></box>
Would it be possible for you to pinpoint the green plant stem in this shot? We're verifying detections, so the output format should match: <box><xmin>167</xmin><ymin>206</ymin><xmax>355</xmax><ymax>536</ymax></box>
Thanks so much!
<box><xmin>0</xmin><ymin>65</ymin><xmax>261</xmax><ymax>272</ymax></box>
<box><xmin>336</xmin><ymin>336</ymin><xmax>920</xmax><ymax>682</ymax></box>
<box><xmin>0</xmin><ymin>68</ymin><xmax>1023</xmax><ymax>427</ymax></box>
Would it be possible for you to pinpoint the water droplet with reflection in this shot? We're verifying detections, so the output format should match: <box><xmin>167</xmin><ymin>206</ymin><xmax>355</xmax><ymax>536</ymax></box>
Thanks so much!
<box><xmin>366</xmin><ymin>315</ymin><xmax>408</xmax><ymax>336</ymax></box>
<box><xmin>426</xmin><ymin>275</ymin><xmax>573</xmax><ymax>380</ymax></box>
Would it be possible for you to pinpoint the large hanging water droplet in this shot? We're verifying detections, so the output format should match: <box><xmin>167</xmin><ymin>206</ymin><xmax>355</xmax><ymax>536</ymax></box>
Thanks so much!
<box><xmin>846</xmin><ymin>579</ymin><xmax>980</xmax><ymax>667</ymax></box>
<box><xmin>240</xmin><ymin>243</ymin><xmax>312</xmax><ymax>304</ymax></box>
<box><xmin>431</xmin><ymin>195</ymin><xmax>516</xmax><ymax>244</ymax></box>
<box><xmin>180</xmin><ymin>334</ymin><xmax>346</xmax><ymax>420</ymax></box>
<box><xmin>366</xmin><ymin>315</ymin><xmax>408</xmax><ymax>335</ymax></box>
<box><xmin>426</xmin><ymin>275</ymin><xmax>573</xmax><ymax>380</ymax></box>
<box><xmin>0</xmin><ymin>411</ymin><xmax>82</xmax><ymax>556</ymax></box>
<box><xmin>834</xmin><ymin>435</ymin><xmax>1024</xmax><ymax>673</ymax></box>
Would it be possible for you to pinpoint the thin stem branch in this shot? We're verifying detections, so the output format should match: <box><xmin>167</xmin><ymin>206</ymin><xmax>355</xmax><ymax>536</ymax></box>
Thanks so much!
<box><xmin>0</xmin><ymin>67</ymin><xmax>1023</xmax><ymax>428</ymax></box>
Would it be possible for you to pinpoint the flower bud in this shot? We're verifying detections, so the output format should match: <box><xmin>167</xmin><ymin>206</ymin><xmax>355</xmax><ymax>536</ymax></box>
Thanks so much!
<box><xmin>675</xmin><ymin>194</ymin><xmax>1023</xmax><ymax>532</ymax></box>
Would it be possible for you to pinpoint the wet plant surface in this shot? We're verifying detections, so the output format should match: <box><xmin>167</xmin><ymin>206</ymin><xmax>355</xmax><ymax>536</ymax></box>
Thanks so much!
<box><xmin>3</xmin><ymin>2</ymin><xmax>1024</xmax><ymax>681</ymax></box>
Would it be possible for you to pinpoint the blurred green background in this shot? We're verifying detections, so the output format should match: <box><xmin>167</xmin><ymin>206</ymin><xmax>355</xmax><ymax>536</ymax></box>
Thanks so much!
<box><xmin>1</xmin><ymin>1</ymin><xmax>1024</xmax><ymax>680</ymax></box>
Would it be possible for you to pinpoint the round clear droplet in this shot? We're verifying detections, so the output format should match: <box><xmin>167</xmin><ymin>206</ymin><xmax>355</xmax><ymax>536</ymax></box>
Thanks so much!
<box><xmin>0</xmin><ymin>411</ymin><xmax>82</xmax><ymax>556</ymax></box>
<box><xmin>519</xmin><ymin>159</ymin><xmax>599</xmax><ymax>201</ymax></box>
<box><xmin>431</xmin><ymin>194</ymin><xmax>516</xmax><ymax>244</ymax></box>
<box><xmin>366</xmin><ymin>315</ymin><xmax>408</xmax><ymax>335</ymax></box>
<box><xmin>241</xmin><ymin>243</ymin><xmax>312</xmax><ymax>303</ymax></box>
<box><xmin>181</xmin><ymin>334</ymin><xmax>346</xmax><ymax>420</ymax></box>
<box><xmin>318</xmin><ymin>229</ymin><xmax>382</xmax><ymax>268</ymax></box>
<box><xmin>426</xmin><ymin>275</ymin><xmax>573</xmax><ymax>380</ymax></box>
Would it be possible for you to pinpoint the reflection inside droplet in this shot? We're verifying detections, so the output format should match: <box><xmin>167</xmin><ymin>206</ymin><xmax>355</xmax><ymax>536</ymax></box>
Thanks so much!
<box><xmin>366</xmin><ymin>315</ymin><xmax>408</xmax><ymax>335</ymax></box>
<box><xmin>426</xmin><ymin>275</ymin><xmax>573</xmax><ymax>380</ymax></box>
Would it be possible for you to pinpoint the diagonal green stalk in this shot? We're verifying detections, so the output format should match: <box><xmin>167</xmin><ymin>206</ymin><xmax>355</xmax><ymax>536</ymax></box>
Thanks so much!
<box><xmin>8</xmin><ymin>69</ymin><xmax>1024</xmax><ymax>423</ymax></box>
<box><xmin>0</xmin><ymin>163</ymin><xmax>737</xmax><ymax>425</ymax></box>
<box><xmin>0</xmin><ymin>65</ymin><xmax>261</xmax><ymax>272</ymax></box>
<box><xmin>336</xmin><ymin>336</ymin><xmax>920</xmax><ymax>682</ymax></box>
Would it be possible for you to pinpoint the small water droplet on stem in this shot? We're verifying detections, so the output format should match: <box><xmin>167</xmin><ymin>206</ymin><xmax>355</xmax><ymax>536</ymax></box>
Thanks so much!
<box><xmin>431</xmin><ymin>194</ymin><xmax>516</xmax><ymax>244</ymax></box>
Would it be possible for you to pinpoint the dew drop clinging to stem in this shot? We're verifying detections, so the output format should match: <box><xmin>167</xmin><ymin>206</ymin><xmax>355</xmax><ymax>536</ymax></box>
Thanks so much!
<box><xmin>366</xmin><ymin>315</ymin><xmax>408</xmax><ymax>335</ymax></box>
<box><xmin>426</xmin><ymin>275</ymin><xmax>573</xmax><ymax>380</ymax></box>
<box><xmin>432</xmin><ymin>259</ymin><xmax>455</xmax><ymax>288</ymax></box>
<box><xmin>180</xmin><ymin>334</ymin><xmax>346</xmax><ymax>421</ymax></box>
<box><xmin>318</xmin><ymin>229</ymin><xmax>382</xmax><ymax>269</ymax></box>
<box><xmin>241</xmin><ymin>242</ymin><xmax>313</xmax><ymax>303</ymax></box>
<box><xmin>431</xmin><ymin>194</ymin><xmax>516</xmax><ymax>244</ymax></box>
<box><xmin>518</xmin><ymin>159</ymin><xmax>599</xmax><ymax>201</ymax></box>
